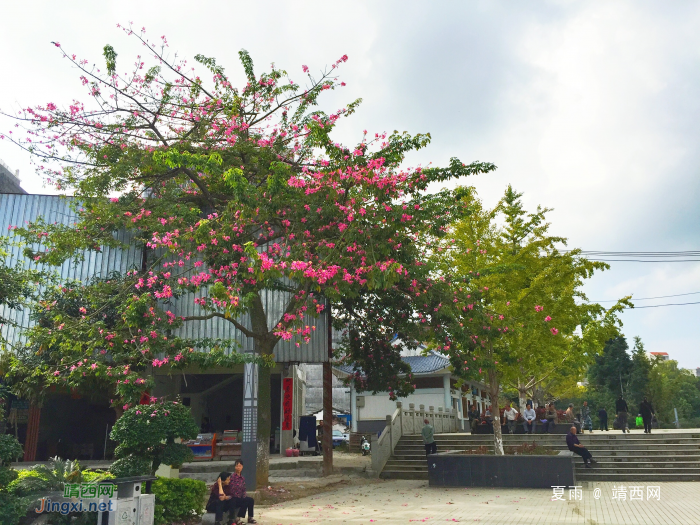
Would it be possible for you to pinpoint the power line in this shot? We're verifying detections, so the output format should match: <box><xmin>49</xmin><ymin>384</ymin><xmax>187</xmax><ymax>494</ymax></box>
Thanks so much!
<box><xmin>629</xmin><ymin>301</ymin><xmax>700</xmax><ymax>309</ymax></box>
<box><xmin>571</xmin><ymin>251</ymin><xmax>700</xmax><ymax>256</ymax></box>
<box><xmin>562</xmin><ymin>250</ymin><xmax>700</xmax><ymax>263</ymax></box>
<box><xmin>590</xmin><ymin>259</ymin><xmax>700</xmax><ymax>263</ymax></box>
<box><xmin>589</xmin><ymin>291</ymin><xmax>700</xmax><ymax>303</ymax></box>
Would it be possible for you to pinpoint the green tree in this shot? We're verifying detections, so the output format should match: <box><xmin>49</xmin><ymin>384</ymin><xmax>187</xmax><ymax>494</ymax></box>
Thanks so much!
<box><xmin>648</xmin><ymin>359</ymin><xmax>700</xmax><ymax>425</ymax></box>
<box><xmin>109</xmin><ymin>401</ymin><xmax>199</xmax><ymax>476</ymax></box>
<box><xmin>0</xmin><ymin>238</ymin><xmax>44</xmax><ymax>353</ymax></box>
<box><xmin>588</xmin><ymin>336</ymin><xmax>632</xmax><ymax>397</ymax></box>
<box><xmin>628</xmin><ymin>336</ymin><xmax>652</xmax><ymax>410</ymax></box>
<box><xmin>434</xmin><ymin>187</ymin><xmax>627</xmax><ymax>454</ymax></box>
<box><xmin>2</xmin><ymin>26</ymin><xmax>494</xmax><ymax>485</ymax></box>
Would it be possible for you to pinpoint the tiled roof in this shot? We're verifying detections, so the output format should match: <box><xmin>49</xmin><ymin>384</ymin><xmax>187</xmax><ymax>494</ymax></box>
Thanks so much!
<box><xmin>334</xmin><ymin>351</ymin><xmax>450</xmax><ymax>376</ymax></box>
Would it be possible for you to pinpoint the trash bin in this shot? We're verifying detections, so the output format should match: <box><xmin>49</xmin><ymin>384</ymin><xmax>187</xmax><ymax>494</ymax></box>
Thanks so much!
<box><xmin>101</xmin><ymin>476</ymin><xmax>156</xmax><ymax>525</ymax></box>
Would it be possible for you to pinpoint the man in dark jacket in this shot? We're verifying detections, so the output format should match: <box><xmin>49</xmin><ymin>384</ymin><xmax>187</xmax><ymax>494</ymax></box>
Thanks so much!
<box><xmin>597</xmin><ymin>407</ymin><xmax>608</xmax><ymax>431</ymax></box>
<box><xmin>615</xmin><ymin>395</ymin><xmax>629</xmax><ymax>433</ymax></box>
<box><xmin>640</xmin><ymin>397</ymin><xmax>655</xmax><ymax>434</ymax></box>
<box><xmin>468</xmin><ymin>404</ymin><xmax>481</xmax><ymax>434</ymax></box>
<box><xmin>566</xmin><ymin>427</ymin><xmax>596</xmax><ymax>468</ymax></box>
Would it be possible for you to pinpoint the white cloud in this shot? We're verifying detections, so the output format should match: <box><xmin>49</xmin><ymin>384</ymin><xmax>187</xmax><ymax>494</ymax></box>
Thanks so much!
<box><xmin>1</xmin><ymin>0</ymin><xmax>698</xmax><ymax>365</ymax></box>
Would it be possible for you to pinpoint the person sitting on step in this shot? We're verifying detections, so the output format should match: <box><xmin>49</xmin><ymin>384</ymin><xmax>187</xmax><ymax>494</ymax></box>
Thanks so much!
<box><xmin>230</xmin><ymin>459</ymin><xmax>256</xmax><ymax>524</ymax></box>
<box><xmin>566</xmin><ymin>426</ymin><xmax>596</xmax><ymax>469</ymax></box>
<box><xmin>206</xmin><ymin>471</ymin><xmax>237</xmax><ymax>525</ymax></box>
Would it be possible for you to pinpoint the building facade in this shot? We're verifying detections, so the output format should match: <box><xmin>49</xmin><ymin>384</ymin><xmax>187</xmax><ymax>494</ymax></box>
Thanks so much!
<box><xmin>333</xmin><ymin>343</ymin><xmax>489</xmax><ymax>434</ymax></box>
<box><xmin>0</xmin><ymin>191</ymin><xmax>327</xmax><ymax>461</ymax></box>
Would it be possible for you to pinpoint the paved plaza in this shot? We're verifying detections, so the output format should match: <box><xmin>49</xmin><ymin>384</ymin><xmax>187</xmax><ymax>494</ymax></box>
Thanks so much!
<box><xmin>257</xmin><ymin>479</ymin><xmax>700</xmax><ymax>525</ymax></box>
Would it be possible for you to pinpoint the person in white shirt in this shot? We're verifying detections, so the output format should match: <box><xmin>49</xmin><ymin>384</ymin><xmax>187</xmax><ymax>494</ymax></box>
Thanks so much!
<box><xmin>503</xmin><ymin>402</ymin><xmax>519</xmax><ymax>434</ymax></box>
<box><xmin>522</xmin><ymin>402</ymin><xmax>537</xmax><ymax>434</ymax></box>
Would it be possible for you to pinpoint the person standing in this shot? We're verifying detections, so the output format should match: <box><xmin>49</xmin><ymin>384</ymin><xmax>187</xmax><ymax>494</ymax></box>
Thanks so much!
<box><xmin>504</xmin><ymin>402</ymin><xmax>519</xmax><ymax>434</ymax></box>
<box><xmin>522</xmin><ymin>402</ymin><xmax>537</xmax><ymax>434</ymax></box>
<box><xmin>422</xmin><ymin>418</ymin><xmax>437</xmax><ymax>456</ymax></box>
<box><xmin>581</xmin><ymin>401</ymin><xmax>593</xmax><ymax>434</ymax></box>
<box><xmin>230</xmin><ymin>460</ymin><xmax>256</xmax><ymax>524</ymax></box>
<box><xmin>598</xmin><ymin>407</ymin><xmax>608</xmax><ymax>431</ymax></box>
<box><xmin>640</xmin><ymin>397</ymin><xmax>655</xmax><ymax>434</ymax></box>
<box><xmin>566</xmin><ymin>426</ymin><xmax>596</xmax><ymax>468</ymax></box>
<box><xmin>616</xmin><ymin>395</ymin><xmax>629</xmax><ymax>433</ymax></box>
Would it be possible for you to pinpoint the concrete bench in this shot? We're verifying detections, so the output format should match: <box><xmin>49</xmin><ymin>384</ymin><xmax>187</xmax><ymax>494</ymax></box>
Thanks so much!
<box><xmin>557</xmin><ymin>450</ymin><xmax>574</xmax><ymax>457</ymax></box>
<box><xmin>201</xmin><ymin>509</ymin><xmax>238</xmax><ymax>525</ymax></box>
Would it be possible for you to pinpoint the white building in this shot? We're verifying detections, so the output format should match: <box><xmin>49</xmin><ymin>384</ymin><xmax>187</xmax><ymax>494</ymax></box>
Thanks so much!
<box><xmin>333</xmin><ymin>343</ymin><xmax>489</xmax><ymax>434</ymax></box>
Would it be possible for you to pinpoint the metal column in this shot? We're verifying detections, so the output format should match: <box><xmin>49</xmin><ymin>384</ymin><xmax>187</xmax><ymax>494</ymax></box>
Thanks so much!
<box><xmin>241</xmin><ymin>362</ymin><xmax>258</xmax><ymax>491</ymax></box>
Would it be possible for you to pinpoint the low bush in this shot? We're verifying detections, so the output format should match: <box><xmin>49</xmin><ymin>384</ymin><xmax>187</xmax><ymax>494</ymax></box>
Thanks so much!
<box><xmin>505</xmin><ymin>442</ymin><xmax>558</xmax><ymax>456</ymax></box>
<box><xmin>151</xmin><ymin>477</ymin><xmax>207</xmax><ymax>525</ymax></box>
<box><xmin>458</xmin><ymin>442</ymin><xmax>558</xmax><ymax>456</ymax></box>
<box><xmin>109</xmin><ymin>401</ymin><xmax>198</xmax><ymax>476</ymax></box>
<box><xmin>0</xmin><ymin>435</ymin><xmax>28</xmax><ymax>525</ymax></box>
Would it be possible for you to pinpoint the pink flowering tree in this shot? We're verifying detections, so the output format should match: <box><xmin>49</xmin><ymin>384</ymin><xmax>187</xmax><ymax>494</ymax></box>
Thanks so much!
<box><xmin>432</xmin><ymin>186</ymin><xmax>629</xmax><ymax>454</ymax></box>
<box><xmin>1</xmin><ymin>25</ymin><xmax>495</xmax><ymax>483</ymax></box>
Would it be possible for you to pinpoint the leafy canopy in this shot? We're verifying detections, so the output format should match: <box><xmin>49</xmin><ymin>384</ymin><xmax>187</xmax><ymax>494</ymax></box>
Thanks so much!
<box><xmin>2</xmin><ymin>24</ymin><xmax>495</xmax><ymax>404</ymax></box>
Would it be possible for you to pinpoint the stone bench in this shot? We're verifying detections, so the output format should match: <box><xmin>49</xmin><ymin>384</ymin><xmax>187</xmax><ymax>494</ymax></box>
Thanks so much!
<box><xmin>557</xmin><ymin>450</ymin><xmax>574</xmax><ymax>457</ymax></box>
<box><xmin>202</xmin><ymin>509</ymin><xmax>238</xmax><ymax>525</ymax></box>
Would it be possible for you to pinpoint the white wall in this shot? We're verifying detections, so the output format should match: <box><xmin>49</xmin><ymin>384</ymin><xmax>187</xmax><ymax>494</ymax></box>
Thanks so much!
<box><xmin>356</xmin><ymin>388</ymin><xmax>448</xmax><ymax>421</ymax></box>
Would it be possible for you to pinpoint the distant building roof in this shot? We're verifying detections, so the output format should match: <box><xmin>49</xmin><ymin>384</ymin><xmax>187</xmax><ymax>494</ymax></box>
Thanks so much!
<box><xmin>0</xmin><ymin>161</ymin><xmax>26</xmax><ymax>194</ymax></box>
<box><xmin>334</xmin><ymin>351</ymin><xmax>450</xmax><ymax>377</ymax></box>
<box><xmin>649</xmin><ymin>352</ymin><xmax>669</xmax><ymax>355</ymax></box>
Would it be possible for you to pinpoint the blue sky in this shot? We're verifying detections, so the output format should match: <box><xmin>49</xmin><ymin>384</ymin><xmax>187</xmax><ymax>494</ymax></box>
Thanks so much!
<box><xmin>1</xmin><ymin>1</ymin><xmax>698</xmax><ymax>367</ymax></box>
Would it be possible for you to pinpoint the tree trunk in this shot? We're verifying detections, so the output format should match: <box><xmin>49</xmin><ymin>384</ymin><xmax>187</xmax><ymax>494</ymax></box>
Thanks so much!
<box><xmin>517</xmin><ymin>378</ymin><xmax>527</xmax><ymax>411</ymax></box>
<box><xmin>488</xmin><ymin>368</ymin><xmax>504</xmax><ymax>455</ymax></box>
<box><xmin>250</xmin><ymin>293</ymin><xmax>273</xmax><ymax>488</ymax></box>
<box><xmin>256</xmin><ymin>364</ymin><xmax>271</xmax><ymax>487</ymax></box>
<box><xmin>323</xmin><ymin>305</ymin><xmax>333</xmax><ymax>476</ymax></box>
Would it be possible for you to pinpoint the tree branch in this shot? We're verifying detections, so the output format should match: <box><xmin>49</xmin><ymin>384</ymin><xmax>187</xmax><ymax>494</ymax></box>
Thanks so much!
<box><xmin>183</xmin><ymin>312</ymin><xmax>257</xmax><ymax>339</ymax></box>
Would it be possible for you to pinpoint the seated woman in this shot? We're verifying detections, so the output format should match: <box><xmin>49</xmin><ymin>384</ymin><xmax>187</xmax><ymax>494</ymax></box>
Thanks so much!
<box><xmin>206</xmin><ymin>472</ymin><xmax>235</xmax><ymax>525</ymax></box>
<box><xmin>230</xmin><ymin>459</ymin><xmax>256</xmax><ymax>524</ymax></box>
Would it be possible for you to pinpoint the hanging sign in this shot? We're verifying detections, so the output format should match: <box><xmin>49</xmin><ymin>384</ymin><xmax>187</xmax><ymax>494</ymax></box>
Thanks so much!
<box><xmin>282</xmin><ymin>377</ymin><xmax>293</xmax><ymax>431</ymax></box>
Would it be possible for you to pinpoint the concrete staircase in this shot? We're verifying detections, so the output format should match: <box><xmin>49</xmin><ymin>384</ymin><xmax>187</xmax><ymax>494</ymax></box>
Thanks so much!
<box><xmin>381</xmin><ymin>432</ymin><xmax>700</xmax><ymax>482</ymax></box>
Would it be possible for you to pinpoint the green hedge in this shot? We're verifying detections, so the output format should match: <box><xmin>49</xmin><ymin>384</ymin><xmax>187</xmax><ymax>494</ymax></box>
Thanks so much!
<box><xmin>151</xmin><ymin>477</ymin><xmax>207</xmax><ymax>525</ymax></box>
<box><xmin>0</xmin><ymin>435</ymin><xmax>26</xmax><ymax>525</ymax></box>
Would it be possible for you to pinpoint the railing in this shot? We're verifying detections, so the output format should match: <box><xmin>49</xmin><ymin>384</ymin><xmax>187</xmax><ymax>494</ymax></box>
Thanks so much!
<box><xmin>371</xmin><ymin>402</ymin><xmax>459</xmax><ymax>476</ymax></box>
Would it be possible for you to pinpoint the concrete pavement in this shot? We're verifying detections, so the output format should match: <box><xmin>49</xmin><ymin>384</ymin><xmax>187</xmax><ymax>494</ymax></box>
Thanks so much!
<box><xmin>257</xmin><ymin>479</ymin><xmax>700</xmax><ymax>524</ymax></box>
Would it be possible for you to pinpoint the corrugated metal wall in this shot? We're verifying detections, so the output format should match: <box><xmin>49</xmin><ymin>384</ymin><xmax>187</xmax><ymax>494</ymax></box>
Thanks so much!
<box><xmin>0</xmin><ymin>193</ymin><xmax>328</xmax><ymax>362</ymax></box>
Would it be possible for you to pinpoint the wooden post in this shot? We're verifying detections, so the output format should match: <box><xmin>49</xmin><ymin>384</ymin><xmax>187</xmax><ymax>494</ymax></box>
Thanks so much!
<box><xmin>323</xmin><ymin>303</ymin><xmax>333</xmax><ymax>476</ymax></box>
<box><xmin>23</xmin><ymin>403</ymin><xmax>41</xmax><ymax>462</ymax></box>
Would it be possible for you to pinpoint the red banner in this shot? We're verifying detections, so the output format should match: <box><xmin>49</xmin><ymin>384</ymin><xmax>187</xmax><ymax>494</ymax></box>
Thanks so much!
<box><xmin>282</xmin><ymin>377</ymin><xmax>293</xmax><ymax>431</ymax></box>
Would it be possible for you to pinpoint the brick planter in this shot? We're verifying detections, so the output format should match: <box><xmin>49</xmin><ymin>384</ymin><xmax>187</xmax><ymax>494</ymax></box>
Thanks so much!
<box><xmin>427</xmin><ymin>452</ymin><xmax>575</xmax><ymax>488</ymax></box>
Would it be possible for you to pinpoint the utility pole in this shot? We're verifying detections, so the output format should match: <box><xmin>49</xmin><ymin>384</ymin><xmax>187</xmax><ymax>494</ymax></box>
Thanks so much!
<box><xmin>323</xmin><ymin>303</ymin><xmax>333</xmax><ymax>476</ymax></box>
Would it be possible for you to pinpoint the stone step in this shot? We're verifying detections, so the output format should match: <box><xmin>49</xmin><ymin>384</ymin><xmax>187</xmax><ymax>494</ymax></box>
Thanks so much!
<box><xmin>399</xmin><ymin>438</ymin><xmax>700</xmax><ymax>446</ymax></box>
<box><xmin>398</xmin><ymin>446</ymin><xmax>700</xmax><ymax>453</ymax></box>
<box><xmin>575</xmin><ymin>472</ymin><xmax>700</xmax><ymax>482</ymax></box>
<box><xmin>383</xmin><ymin>433</ymin><xmax>700</xmax><ymax>481</ymax></box>
<box><xmin>384</xmin><ymin>465</ymin><xmax>426</xmax><ymax>471</ymax></box>
<box><xmin>401</xmin><ymin>436</ymin><xmax>700</xmax><ymax>443</ymax></box>
<box><xmin>180</xmin><ymin>471</ymin><xmax>221</xmax><ymax>484</ymax></box>
<box><xmin>180</xmin><ymin>461</ymin><xmax>240</xmax><ymax>473</ymax></box>
<box><xmin>380</xmin><ymin>470</ymin><xmax>429</xmax><ymax>480</ymax></box>
<box><xmin>577</xmin><ymin>462</ymin><xmax>700</xmax><ymax>470</ymax></box>
<box><xmin>394</xmin><ymin>443</ymin><xmax>700</xmax><ymax>454</ymax></box>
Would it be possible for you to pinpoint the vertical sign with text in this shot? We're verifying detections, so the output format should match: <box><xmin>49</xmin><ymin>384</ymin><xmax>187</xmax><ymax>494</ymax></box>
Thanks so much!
<box><xmin>282</xmin><ymin>377</ymin><xmax>294</xmax><ymax>431</ymax></box>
